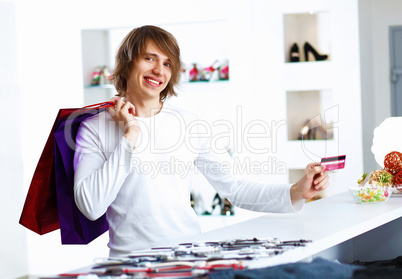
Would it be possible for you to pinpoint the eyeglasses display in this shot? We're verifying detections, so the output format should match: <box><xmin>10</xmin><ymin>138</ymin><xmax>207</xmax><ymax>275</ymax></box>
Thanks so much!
<box><xmin>64</xmin><ymin>238</ymin><xmax>311</xmax><ymax>278</ymax></box>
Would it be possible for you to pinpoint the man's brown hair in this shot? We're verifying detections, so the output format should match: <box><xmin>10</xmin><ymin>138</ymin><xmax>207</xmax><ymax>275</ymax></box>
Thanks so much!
<box><xmin>111</xmin><ymin>25</ymin><xmax>182</xmax><ymax>101</ymax></box>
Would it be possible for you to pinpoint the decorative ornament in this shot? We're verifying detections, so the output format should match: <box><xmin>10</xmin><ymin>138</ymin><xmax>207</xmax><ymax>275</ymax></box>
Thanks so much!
<box><xmin>91</xmin><ymin>66</ymin><xmax>102</xmax><ymax>85</ymax></box>
<box><xmin>369</xmin><ymin>169</ymin><xmax>393</xmax><ymax>187</ymax></box>
<box><xmin>384</xmin><ymin>151</ymin><xmax>402</xmax><ymax>175</ymax></box>
<box><xmin>394</xmin><ymin>170</ymin><xmax>402</xmax><ymax>185</ymax></box>
<box><xmin>189</xmin><ymin>63</ymin><xmax>199</xmax><ymax>82</ymax></box>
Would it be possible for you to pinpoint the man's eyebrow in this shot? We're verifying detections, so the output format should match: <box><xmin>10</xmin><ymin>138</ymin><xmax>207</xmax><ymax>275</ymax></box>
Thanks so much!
<box><xmin>144</xmin><ymin>52</ymin><xmax>158</xmax><ymax>57</ymax></box>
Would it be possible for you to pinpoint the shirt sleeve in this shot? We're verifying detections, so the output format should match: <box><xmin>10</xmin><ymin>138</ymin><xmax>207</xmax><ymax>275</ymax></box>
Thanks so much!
<box><xmin>73</xmin><ymin>120</ymin><xmax>134</xmax><ymax>220</ymax></box>
<box><xmin>193</xmin><ymin>126</ymin><xmax>304</xmax><ymax>214</ymax></box>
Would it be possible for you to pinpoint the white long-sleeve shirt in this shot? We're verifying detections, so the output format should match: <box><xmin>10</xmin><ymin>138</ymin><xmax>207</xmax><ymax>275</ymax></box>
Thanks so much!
<box><xmin>73</xmin><ymin>103</ymin><xmax>303</xmax><ymax>257</ymax></box>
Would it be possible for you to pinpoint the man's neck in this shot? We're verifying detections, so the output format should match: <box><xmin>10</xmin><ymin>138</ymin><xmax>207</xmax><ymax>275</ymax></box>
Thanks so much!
<box><xmin>126</xmin><ymin>97</ymin><xmax>162</xmax><ymax>118</ymax></box>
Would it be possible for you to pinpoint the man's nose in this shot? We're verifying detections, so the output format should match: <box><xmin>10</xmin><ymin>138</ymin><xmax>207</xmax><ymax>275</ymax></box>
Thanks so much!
<box><xmin>152</xmin><ymin>62</ymin><xmax>164</xmax><ymax>75</ymax></box>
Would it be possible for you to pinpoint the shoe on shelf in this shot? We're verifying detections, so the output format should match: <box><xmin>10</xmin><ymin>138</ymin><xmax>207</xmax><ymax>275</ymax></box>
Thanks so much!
<box><xmin>290</xmin><ymin>43</ymin><xmax>300</xmax><ymax>62</ymax></box>
<box><xmin>304</xmin><ymin>42</ymin><xmax>328</xmax><ymax>61</ymax></box>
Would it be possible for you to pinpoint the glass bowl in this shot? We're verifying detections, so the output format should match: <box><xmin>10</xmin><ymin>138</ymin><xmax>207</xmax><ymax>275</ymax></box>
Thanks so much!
<box><xmin>349</xmin><ymin>185</ymin><xmax>393</xmax><ymax>204</ymax></box>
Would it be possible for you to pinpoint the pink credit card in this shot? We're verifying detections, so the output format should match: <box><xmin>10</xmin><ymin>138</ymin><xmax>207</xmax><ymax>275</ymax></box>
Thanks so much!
<box><xmin>321</xmin><ymin>155</ymin><xmax>346</xmax><ymax>171</ymax></box>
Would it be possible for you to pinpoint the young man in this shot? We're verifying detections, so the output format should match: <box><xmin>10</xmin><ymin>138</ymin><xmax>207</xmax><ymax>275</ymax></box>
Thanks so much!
<box><xmin>73</xmin><ymin>25</ymin><xmax>329</xmax><ymax>258</ymax></box>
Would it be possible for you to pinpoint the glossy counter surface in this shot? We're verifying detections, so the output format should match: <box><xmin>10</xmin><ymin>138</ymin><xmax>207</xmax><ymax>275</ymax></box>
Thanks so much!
<box><xmin>171</xmin><ymin>190</ymin><xmax>402</xmax><ymax>268</ymax></box>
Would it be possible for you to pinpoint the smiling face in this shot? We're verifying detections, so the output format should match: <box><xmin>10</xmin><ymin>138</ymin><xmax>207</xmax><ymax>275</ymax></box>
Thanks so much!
<box><xmin>126</xmin><ymin>40</ymin><xmax>172</xmax><ymax>102</ymax></box>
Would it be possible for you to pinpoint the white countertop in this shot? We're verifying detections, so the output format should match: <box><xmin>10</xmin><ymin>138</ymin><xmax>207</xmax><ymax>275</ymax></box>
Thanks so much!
<box><xmin>171</xmin><ymin>190</ymin><xmax>402</xmax><ymax>268</ymax></box>
<box><xmin>68</xmin><ymin>190</ymin><xmax>402</xmax><ymax>276</ymax></box>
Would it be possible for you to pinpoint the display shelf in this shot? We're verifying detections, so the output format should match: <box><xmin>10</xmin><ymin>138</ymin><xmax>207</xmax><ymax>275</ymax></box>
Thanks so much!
<box><xmin>288</xmin><ymin>169</ymin><xmax>304</xmax><ymax>184</ymax></box>
<box><xmin>280</xmin><ymin>5</ymin><xmax>350</xmax><ymax>186</ymax></box>
<box><xmin>283</xmin><ymin>11</ymin><xmax>331</xmax><ymax>63</ymax></box>
<box><xmin>283</xmin><ymin>61</ymin><xmax>333</xmax><ymax>91</ymax></box>
<box><xmin>81</xmin><ymin>29</ymin><xmax>114</xmax><ymax>88</ymax></box>
<box><xmin>178</xmin><ymin>78</ymin><xmax>230</xmax><ymax>91</ymax></box>
<box><xmin>84</xmin><ymin>84</ymin><xmax>114</xmax><ymax>89</ymax></box>
<box><xmin>186</xmin><ymin>79</ymin><xmax>230</xmax><ymax>84</ymax></box>
<box><xmin>81</xmin><ymin>28</ymin><xmax>115</xmax><ymax>105</ymax></box>
<box><xmin>81</xmin><ymin>21</ymin><xmax>230</xmax><ymax>106</ymax></box>
<box><xmin>286</xmin><ymin>89</ymin><xmax>334</xmax><ymax>141</ymax></box>
<box><xmin>163</xmin><ymin>20</ymin><xmax>229</xmax><ymax>81</ymax></box>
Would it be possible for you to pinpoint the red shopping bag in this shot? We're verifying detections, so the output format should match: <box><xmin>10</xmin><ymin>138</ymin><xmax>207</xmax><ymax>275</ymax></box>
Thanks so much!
<box><xmin>19</xmin><ymin>108</ymin><xmax>76</xmax><ymax>235</ymax></box>
<box><xmin>19</xmin><ymin>102</ymin><xmax>114</xmax><ymax>237</ymax></box>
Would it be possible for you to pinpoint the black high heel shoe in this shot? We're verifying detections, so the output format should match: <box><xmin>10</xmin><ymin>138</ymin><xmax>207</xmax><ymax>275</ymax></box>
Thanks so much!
<box><xmin>290</xmin><ymin>43</ymin><xmax>300</xmax><ymax>62</ymax></box>
<box><xmin>304</xmin><ymin>42</ymin><xmax>328</xmax><ymax>61</ymax></box>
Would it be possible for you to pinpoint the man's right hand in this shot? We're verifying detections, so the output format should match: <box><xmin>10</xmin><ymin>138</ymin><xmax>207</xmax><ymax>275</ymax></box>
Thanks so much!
<box><xmin>107</xmin><ymin>97</ymin><xmax>140</xmax><ymax>149</ymax></box>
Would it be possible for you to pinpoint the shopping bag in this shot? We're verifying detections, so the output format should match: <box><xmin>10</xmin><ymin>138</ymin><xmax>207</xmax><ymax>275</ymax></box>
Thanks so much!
<box><xmin>19</xmin><ymin>108</ymin><xmax>77</xmax><ymax>235</ymax></box>
<box><xmin>54</xmin><ymin>103</ymin><xmax>112</xmax><ymax>244</ymax></box>
<box><xmin>19</xmin><ymin>102</ymin><xmax>114</xmax><ymax>242</ymax></box>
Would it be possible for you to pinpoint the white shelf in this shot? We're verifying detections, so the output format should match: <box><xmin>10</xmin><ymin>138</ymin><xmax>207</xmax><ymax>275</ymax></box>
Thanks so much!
<box><xmin>283</xmin><ymin>61</ymin><xmax>333</xmax><ymax>90</ymax></box>
<box><xmin>84</xmin><ymin>84</ymin><xmax>114</xmax><ymax>89</ymax></box>
<box><xmin>178</xmin><ymin>79</ymin><xmax>230</xmax><ymax>93</ymax></box>
<box><xmin>280</xmin><ymin>6</ymin><xmax>347</xmax><ymax>184</ymax></box>
<box><xmin>288</xmin><ymin>168</ymin><xmax>304</xmax><ymax>184</ymax></box>
<box><xmin>283</xmin><ymin>11</ymin><xmax>331</xmax><ymax>63</ymax></box>
<box><xmin>81</xmin><ymin>22</ymin><xmax>230</xmax><ymax>106</ymax></box>
<box><xmin>286</xmin><ymin>89</ymin><xmax>334</xmax><ymax>141</ymax></box>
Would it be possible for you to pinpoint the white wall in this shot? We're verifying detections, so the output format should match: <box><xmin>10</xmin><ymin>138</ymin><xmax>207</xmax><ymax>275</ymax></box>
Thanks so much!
<box><xmin>359</xmin><ymin>0</ymin><xmax>402</xmax><ymax>172</ymax></box>
<box><xmin>0</xmin><ymin>2</ymin><xmax>28</xmax><ymax>278</ymax></box>
<box><xmin>359</xmin><ymin>0</ymin><xmax>376</xmax><ymax>173</ymax></box>
<box><xmin>14</xmin><ymin>1</ymin><xmax>99</xmax><ymax>276</ymax></box>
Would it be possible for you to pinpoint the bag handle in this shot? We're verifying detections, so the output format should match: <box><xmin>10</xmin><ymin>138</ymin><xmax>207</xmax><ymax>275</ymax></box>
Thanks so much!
<box><xmin>82</xmin><ymin>101</ymin><xmax>115</xmax><ymax>112</ymax></box>
<box><xmin>83</xmin><ymin>101</ymin><xmax>115</xmax><ymax>109</ymax></box>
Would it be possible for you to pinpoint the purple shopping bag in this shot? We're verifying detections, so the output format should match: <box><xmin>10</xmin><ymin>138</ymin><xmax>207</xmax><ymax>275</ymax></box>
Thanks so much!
<box><xmin>53</xmin><ymin>102</ymin><xmax>113</xmax><ymax>244</ymax></box>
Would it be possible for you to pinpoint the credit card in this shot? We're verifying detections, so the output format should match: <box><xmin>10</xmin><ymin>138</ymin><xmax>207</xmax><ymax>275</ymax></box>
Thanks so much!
<box><xmin>321</xmin><ymin>155</ymin><xmax>346</xmax><ymax>171</ymax></box>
